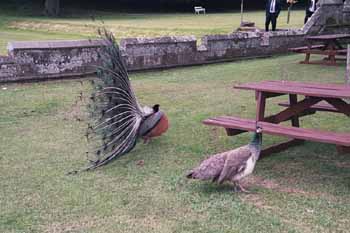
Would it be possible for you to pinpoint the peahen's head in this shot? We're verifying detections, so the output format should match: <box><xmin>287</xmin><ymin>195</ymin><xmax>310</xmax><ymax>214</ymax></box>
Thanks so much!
<box><xmin>256</xmin><ymin>126</ymin><xmax>262</xmax><ymax>134</ymax></box>
<box><xmin>250</xmin><ymin>126</ymin><xmax>262</xmax><ymax>147</ymax></box>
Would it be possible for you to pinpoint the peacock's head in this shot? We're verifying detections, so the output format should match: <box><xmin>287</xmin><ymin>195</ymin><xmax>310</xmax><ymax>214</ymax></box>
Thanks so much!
<box><xmin>256</xmin><ymin>126</ymin><xmax>262</xmax><ymax>134</ymax></box>
<box><xmin>152</xmin><ymin>104</ymin><xmax>160</xmax><ymax>113</ymax></box>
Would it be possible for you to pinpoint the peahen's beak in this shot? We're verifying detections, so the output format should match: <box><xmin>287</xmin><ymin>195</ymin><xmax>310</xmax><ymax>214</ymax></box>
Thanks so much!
<box><xmin>186</xmin><ymin>171</ymin><xmax>195</xmax><ymax>179</ymax></box>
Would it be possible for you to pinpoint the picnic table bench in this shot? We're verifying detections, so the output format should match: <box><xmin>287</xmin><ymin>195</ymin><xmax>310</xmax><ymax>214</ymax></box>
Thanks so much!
<box><xmin>289</xmin><ymin>34</ymin><xmax>350</xmax><ymax>66</ymax></box>
<box><xmin>203</xmin><ymin>80</ymin><xmax>350</xmax><ymax>157</ymax></box>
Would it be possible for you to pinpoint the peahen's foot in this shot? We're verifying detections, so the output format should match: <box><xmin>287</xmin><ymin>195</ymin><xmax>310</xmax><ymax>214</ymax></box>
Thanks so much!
<box><xmin>232</xmin><ymin>182</ymin><xmax>242</xmax><ymax>193</ymax></box>
<box><xmin>232</xmin><ymin>185</ymin><xmax>240</xmax><ymax>193</ymax></box>
<box><xmin>237</xmin><ymin>183</ymin><xmax>250</xmax><ymax>193</ymax></box>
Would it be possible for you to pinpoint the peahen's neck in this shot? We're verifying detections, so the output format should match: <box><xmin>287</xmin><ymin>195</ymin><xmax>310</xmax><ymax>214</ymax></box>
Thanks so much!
<box><xmin>249</xmin><ymin>131</ymin><xmax>262</xmax><ymax>151</ymax></box>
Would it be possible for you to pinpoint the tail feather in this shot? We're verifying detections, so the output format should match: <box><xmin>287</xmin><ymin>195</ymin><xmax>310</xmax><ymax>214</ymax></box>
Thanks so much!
<box><xmin>81</xmin><ymin>29</ymin><xmax>145</xmax><ymax>172</ymax></box>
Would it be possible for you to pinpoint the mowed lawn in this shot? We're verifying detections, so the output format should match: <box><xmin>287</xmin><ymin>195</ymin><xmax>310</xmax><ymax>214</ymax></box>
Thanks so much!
<box><xmin>1</xmin><ymin>54</ymin><xmax>350</xmax><ymax>233</ymax></box>
<box><xmin>0</xmin><ymin>8</ymin><xmax>307</xmax><ymax>54</ymax></box>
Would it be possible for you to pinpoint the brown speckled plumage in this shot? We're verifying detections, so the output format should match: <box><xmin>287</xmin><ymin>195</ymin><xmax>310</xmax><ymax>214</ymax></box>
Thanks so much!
<box><xmin>187</xmin><ymin>128</ymin><xmax>262</xmax><ymax>192</ymax></box>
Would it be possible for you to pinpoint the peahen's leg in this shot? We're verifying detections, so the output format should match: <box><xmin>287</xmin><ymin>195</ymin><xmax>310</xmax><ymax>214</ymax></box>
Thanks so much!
<box><xmin>237</xmin><ymin>182</ymin><xmax>250</xmax><ymax>193</ymax></box>
<box><xmin>232</xmin><ymin>181</ymin><xmax>239</xmax><ymax>192</ymax></box>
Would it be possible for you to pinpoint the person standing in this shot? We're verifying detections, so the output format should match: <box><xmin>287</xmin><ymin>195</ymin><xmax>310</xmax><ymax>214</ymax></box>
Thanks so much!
<box><xmin>305</xmin><ymin>0</ymin><xmax>318</xmax><ymax>24</ymax></box>
<box><xmin>265</xmin><ymin>0</ymin><xmax>282</xmax><ymax>31</ymax></box>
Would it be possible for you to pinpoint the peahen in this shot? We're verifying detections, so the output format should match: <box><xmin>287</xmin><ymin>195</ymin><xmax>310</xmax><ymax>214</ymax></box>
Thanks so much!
<box><xmin>187</xmin><ymin>126</ymin><xmax>262</xmax><ymax>192</ymax></box>
<box><xmin>77</xmin><ymin>29</ymin><xmax>169</xmax><ymax>172</ymax></box>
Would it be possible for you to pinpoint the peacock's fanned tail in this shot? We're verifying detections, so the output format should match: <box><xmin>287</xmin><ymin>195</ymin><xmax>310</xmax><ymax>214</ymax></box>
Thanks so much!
<box><xmin>83</xmin><ymin>29</ymin><xmax>144</xmax><ymax>171</ymax></box>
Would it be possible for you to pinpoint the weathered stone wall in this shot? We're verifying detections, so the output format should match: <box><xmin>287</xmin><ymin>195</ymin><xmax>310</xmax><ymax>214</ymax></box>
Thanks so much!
<box><xmin>0</xmin><ymin>56</ymin><xmax>18</xmax><ymax>81</ymax></box>
<box><xmin>120</xmin><ymin>30</ymin><xmax>306</xmax><ymax>71</ymax></box>
<box><xmin>3</xmin><ymin>40</ymin><xmax>103</xmax><ymax>82</ymax></box>
<box><xmin>0</xmin><ymin>0</ymin><xmax>349</xmax><ymax>82</ymax></box>
<box><xmin>120</xmin><ymin>36</ymin><xmax>198</xmax><ymax>70</ymax></box>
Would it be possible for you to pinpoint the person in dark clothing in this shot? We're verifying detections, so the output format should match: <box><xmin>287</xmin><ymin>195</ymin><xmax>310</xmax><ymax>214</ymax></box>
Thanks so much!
<box><xmin>265</xmin><ymin>0</ymin><xmax>282</xmax><ymax>31</ymax></box>
<box><xmin>304</xmin><ymin>0</ymin><xmax>318</xmax><ymax>24</ymax></box>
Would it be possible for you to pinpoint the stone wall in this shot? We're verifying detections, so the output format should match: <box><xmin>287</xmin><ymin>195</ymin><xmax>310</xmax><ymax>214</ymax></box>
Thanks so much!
<box><xmin>0</xmin><ymin>56</ymin><xmax>18</xmax><ymax>81</ymax></box>
<box><xmin>121</xmin><ymin>30</ymin><xmax>306</xmax><ymax>71</ymax></box>
<box><xmin>1</xmin><ymin>40</ymin><xmax>103</xmax><ymax>82</ymax></box>
<box><xmin>0</xmin><ymin>0</ymin><xmax>349</xmax><ymax>82</ymax></box>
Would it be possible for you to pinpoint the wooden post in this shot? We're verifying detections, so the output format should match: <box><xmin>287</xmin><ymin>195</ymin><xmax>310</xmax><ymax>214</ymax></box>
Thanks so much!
<box><xmin>240</xmin><ymin>0</ymin><xmax>244</xmax><ymax>26</ymax></box>
<box><xmin>339</xmin><ymin>44</ymin><xmax>350</xmax><ymax>154</ymax></box>
<box><xmin>346</xmin><ymin>44</ymin><xmax>350</xmax><ymax>85</ymax></box>
<box><xmin>289</xmin><ymin>94</ymin><xmax>300</xmax><ymax>127</ymax></box>
<box><xmin>256</xmin><ymin>92</ymin><xmax>266</xmax><ymax>121</ymax></box>
<box><xmin>45</xmin><ymin>0</ymin><xmax>60</xmax><ymax>17</ymax></box>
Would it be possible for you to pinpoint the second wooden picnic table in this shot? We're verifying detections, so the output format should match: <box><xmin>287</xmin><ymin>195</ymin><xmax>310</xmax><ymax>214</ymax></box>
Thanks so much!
<box><xmin>203</xmin><ymin>80</ymin><xmax>350</xmax><ymax>157</ymax></box>
<box><xmin>289</xmin><ymin>33</ymin><xmax>350</xmax><ymax>66</ymax></box>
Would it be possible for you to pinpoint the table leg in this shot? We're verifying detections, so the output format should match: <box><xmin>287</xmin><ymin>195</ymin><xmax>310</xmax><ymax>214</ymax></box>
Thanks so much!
<box><xmin>302</xmin><ymin>53</ymin><xmax>311</xmax><ymax>64</ymax></box>
<box><xmin>289</xmin><ymin>94</ymin><xmax>300</xmax><ymax>127</ymax></box>
<box><xmin>301</xmin><ymin>41</ymin><xmax>312</xmax><ymax>64</ymax></box>
<box><xmin>264</xmin><ymin>96</ymin><xmax>321</xmax><ymax>123</ymax></box>
<box><xmin>259</xmin><ymin>93</ymin><xmax>310</xmax><ymax>158</ymax></box>
<box><xmin>256</xmin><ymin>91</ymin><xmax>266</xmax><ymax>122</ymax></box>
<box><xmin>336</xmin><ymin>146</ymin><xmax>350</xmax><ymax>154</ymax></box>
<box><xmin>324</xmin><ymin>98</ymin><xmax>350</xmax><ymax>117</ymax></box>
<box><xmin>326</xmin><ymin>41</ymin><xmax>337</xmax><ymax>65</ymax></box>
<box><xmin>327</xmin><ymin>54</ymin><xmax>337</xmax><ymax>65</ymax></box>
<box><xmin>255</xmin><ymin>92</ymin><xmax>266</xmax><ymax>151</ymax></box>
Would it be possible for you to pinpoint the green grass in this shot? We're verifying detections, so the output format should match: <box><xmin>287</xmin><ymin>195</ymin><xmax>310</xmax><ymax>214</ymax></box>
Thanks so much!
<box><xmin>0</xmin><ymin>8</ymin><xmax>306</xmax><ymax>55</ymax></box>
<box><xmin>1</xmin><ymin>54</ymin><xmax>350</xmax><ymax>233</ymax></box>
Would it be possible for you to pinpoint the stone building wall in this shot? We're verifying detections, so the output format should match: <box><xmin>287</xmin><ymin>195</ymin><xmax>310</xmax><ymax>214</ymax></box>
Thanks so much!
<box><xmin>0</xmin><ymin>0</ymin><xmax>349</xmax><ymax>82</ymax></box>
<box><xmin>303</xmin><ymin>0</ymin><xmax>350</xmax><ymax>34</ymax></box>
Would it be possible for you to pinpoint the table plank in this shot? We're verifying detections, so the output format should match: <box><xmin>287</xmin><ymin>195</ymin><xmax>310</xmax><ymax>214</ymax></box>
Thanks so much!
<box><xmin>204</xmin><ymin>116</ymin><xmax>350</xmax><ymax>146</ymax></box>
<box><xmin>306</xmin><ymin>34</ymin><xmax>350</xmax><ymax>40</ymax></box>
<box><xmin>262</xmin><ymin>80</ymin><xmax>349</xmax><ymax>90</ymax></box>
<box><xmin>234</xmin><ymin>81</ymin><xmax>350</xmax><ymax>99</ymax></box>
<box><xmin>279</xmin><ymin>101</ymin><xmax>339</xmax><ymax>112</ymax></box>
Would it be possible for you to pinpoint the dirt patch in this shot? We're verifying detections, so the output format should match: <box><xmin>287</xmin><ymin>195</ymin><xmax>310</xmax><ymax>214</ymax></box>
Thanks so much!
<box><xmin>240</xmin><ymin>193</ymin><xmax>275</xmax><ymax>210</ymax></box>
<box><xmin>242</xmin><ymin>175</ymin><xmax>337</xmax><ymax>201</ymax></box>
<box><xmin>44</xmin><ymin>215</ymin><xmax>110</xmax><ymax>233</ymax></box>
<box><xmin>242</xmin><ymin>175</ymin><xmax>279</xmax><ymax>190</ymax></box>
<box><xmin>44</xmin><ymin>214</ymin><xmax>173</xmax><ymax>233</ymax></box>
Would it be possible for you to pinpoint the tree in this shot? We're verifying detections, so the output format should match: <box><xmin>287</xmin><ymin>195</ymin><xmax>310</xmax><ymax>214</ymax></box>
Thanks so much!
<box><xmin>45</xmin><ymin>0</ymin><xmax>60</xmax><ymax>16</ymax></box>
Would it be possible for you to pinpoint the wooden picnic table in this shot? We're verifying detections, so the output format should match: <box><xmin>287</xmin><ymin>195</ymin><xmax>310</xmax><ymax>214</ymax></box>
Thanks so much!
<box><xmin>203</xmin><ymin>80</ymin><xmax>350</xmax><ymax>157</ymax></box>
<box><xmin>289</xmin><ymin>33</ymin><xmax>350</xmax><ymax>66</ymax></box>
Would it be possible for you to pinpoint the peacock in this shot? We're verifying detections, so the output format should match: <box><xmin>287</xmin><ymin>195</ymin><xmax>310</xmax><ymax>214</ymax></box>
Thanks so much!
<box><xmin>187</xmin><ymin>126</ymin><xmax>262</xmax><ymax>192</ymax></box>
<box><xmin>75</xmin><ymin>29</ymin><xmax>169</xmax><ymax>172</ymax></box>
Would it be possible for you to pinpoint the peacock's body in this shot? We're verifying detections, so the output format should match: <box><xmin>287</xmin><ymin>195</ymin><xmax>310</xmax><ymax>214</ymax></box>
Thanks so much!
<box><xmin>187</xmin><ymin>127</ymin><xmax>262</xmax><ymax>192</ymax></box>
<box><xmin>83</xmin><ymin>30</ymin><xmax>169</xmax><ymax>171</ymax></box>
